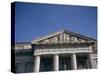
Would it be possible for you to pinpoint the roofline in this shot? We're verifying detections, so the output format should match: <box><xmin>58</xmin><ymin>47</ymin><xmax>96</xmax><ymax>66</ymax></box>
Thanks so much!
<box><xmin>64</xmin><ymin>30</ymin><xmax>96</xmax><ymax>41</ymax></box>
<box><xmin>31</xmin><ymin>30</ymin><xmax>64</xmax><ymax>43</ymax></box>
<box><xmin>31</xmin><ymin>29</ymin><xmax>96</xmax><ymax>43</ymax></box>
<box><xmin>15</xmin><ymin>42</ymin><xmax>31</xmax><ymax>44</ymax></box>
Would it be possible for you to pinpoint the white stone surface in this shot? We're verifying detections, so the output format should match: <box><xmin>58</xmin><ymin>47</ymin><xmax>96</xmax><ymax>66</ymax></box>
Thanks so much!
<box><xmin>34</xmin><ymin>55</ymin><xmax>40</xmax><ymax>72</ymax></box>
<box><xmin>88</xmin><ymin>54</ymin><xmax>95</xmax><ymax>68</ymax></box>
<box><xmin>34</xmin><ymin>46</ymin><xmax>93</xmax><ymax>55</ymax></box>
<box><xmin>53</xmin><ymin>54</ymin><xmax>59</xmax><ymax>71</ymax></box>
<box><xmin>71</xmin><ymin>54</ymin><xmax>77</xmax><ymax>70</ymax></box>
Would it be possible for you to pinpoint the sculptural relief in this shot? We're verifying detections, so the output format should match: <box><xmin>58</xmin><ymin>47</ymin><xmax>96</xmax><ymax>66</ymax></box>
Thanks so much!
<box><xmin>70</xmin><ymin>36</ymin><xmax>78</xmax><ymax>42</ymax></box>
<box><xmin>64</xmin><ymin>34</ymin><xmax>70</xmax><ymax>42</ymax></box>
<box><xmin>60</xmin><ymin>34</ymin><xmax>63</xmax><ymax>42</ymax></box>
<box><xmin>50</xmin><ymin>36</ymin><xmax>58</xmax><ymax>42</ymax></box>
<box><xmin>37</xmin><ymin>33</ymin><xmax>87</xmax><ymax>44</ymax></box>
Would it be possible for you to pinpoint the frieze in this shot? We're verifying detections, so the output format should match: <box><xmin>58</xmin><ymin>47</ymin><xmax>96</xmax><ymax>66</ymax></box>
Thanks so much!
<box><xmin>34</xmin><ymin>46</ymin><xmax>93</xmax><ymax>55</ymax></box>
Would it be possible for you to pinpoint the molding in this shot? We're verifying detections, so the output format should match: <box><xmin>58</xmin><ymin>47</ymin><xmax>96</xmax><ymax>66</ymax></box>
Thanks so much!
<box><xmin>34</xmin><ymin>45</ymin><xmax>93</xmax><ymax>55</ymax></box>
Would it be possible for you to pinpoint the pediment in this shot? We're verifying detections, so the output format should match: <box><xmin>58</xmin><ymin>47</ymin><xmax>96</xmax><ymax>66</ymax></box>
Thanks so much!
<box><xmin>32</xmin><ymin>30</ymin><xmax>96</xmax><ymax>44</ymax></box>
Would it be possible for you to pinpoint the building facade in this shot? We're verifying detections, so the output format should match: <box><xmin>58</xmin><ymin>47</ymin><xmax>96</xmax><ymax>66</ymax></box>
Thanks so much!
<box><xmin>14</xmin><ymin>30</ymin><xmax>97</xmax><ymax>73</ymax></box>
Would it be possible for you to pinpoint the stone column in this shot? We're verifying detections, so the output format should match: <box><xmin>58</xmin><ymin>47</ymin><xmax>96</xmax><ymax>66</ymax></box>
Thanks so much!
<box><xmin>34</xmin><ymin>55</ymin><xmax>40</xmax><ymax>72</ymax></box>
<box><xmin>71</xmin><ymin>53</ymin><xmax>77</xmax><ymax>70</ymax></box>
<box><xmin>53</xmin><ymin>54</ymin><xmax>59</xmax><ymax>71</ymax></box>
<box><xmin>88</xmin><ymin>54</ymin><xmax>94</xmax><ymax>68</ymax></box>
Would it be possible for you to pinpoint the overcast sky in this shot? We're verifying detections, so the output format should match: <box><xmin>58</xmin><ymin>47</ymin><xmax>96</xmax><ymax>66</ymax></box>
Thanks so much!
<box><xmin>15</xmin><ymin>2</ymin><xmax>97</xmax><ymax>42</ymax></box>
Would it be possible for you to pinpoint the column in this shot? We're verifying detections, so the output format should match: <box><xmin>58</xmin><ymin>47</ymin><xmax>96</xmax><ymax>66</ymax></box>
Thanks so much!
<box><xmin>71</xmin><ymin>53</ymin><xmax>77</xmax><ymax>70</ymax></box>
<box><xmin>53</xmin><ymin>54</ymin><xmax>59</xmax><ymax>71</ymax></box>
<box><xmin>88</xmin><ymin>54</ymin><xmax>94</xmax><ymax>68</ymax></box>
<box><xmin>34</xmin><ymin>55</ymin><xmax>40</xmax><ymax>72</ymax></box>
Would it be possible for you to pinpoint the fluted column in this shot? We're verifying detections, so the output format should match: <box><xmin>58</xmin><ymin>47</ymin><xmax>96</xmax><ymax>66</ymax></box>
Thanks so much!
<box><xmin>71</xmin><ymin>53</ymin><xmax>77</xmax><ymax>70</ymax></box>
<box><xmin>88</xmin><ymin>54</ymin><xmax>94</xmax><ymax>68</ymax></box>
<box><xmin>53</xmin><ymin>54</ymin><xmax>59</xmax><ymax>71</ymax></box>
<box><xmin>34</xmin><ymin>55</ymin><xmax>40</xmax><ymax>72</ymax></box>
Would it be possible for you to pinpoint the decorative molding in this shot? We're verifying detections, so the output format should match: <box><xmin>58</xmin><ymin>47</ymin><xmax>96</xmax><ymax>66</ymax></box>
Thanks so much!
<box><xmin>34</xmin><ymin>46</ymin><xmax>93</xmax><ymax>55</ymax></box>
<box><xmin>15</xmin><ymin>45</ymin><xmax>32</xmax><ymax>50</ymax></box>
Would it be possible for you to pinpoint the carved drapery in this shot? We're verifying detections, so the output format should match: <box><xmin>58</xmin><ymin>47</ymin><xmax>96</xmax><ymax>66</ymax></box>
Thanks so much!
<box><xmin>64</xmin><ymin>34</ymin><xmax>70</xmax><ymax>42</ymax></box>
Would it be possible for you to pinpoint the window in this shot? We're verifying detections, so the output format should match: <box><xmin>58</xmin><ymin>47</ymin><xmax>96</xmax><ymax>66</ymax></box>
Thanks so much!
<box><xmin>25</xmin><ymin>62</ymin><xmax>33</xmax><ymax>72</ymax></box>
<box><xmin>15</xmin><ymin>63</ymin><xmax>20</xmax><ymax>73</ymax></box>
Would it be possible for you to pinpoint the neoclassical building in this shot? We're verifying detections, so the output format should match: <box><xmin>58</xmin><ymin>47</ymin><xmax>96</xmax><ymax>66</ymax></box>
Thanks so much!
<box><xmin>13</xmin><ymin>30</ymin><xmax>97</xmax><ymax>73</ymax></box>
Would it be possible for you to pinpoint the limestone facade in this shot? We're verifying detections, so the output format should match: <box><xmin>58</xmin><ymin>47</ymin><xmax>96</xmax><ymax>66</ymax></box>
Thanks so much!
<box><xmin>14</xmin><ymin>30</ymin><xmax>97</xmax><ymax>73</ymax></box>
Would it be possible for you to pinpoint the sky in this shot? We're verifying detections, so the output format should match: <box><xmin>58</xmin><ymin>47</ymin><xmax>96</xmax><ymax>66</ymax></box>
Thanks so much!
<box><xmin>15</xmin><ymin>2</ymin><xmax>97</xmax><ymax>42</ymax></box>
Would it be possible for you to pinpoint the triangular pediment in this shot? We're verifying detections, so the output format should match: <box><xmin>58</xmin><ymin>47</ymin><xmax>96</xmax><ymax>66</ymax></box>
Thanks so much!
<box><xmin>32</xmin><ymin>29</ymin><xmax>96</xmax><ymax>44</ymax></box>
